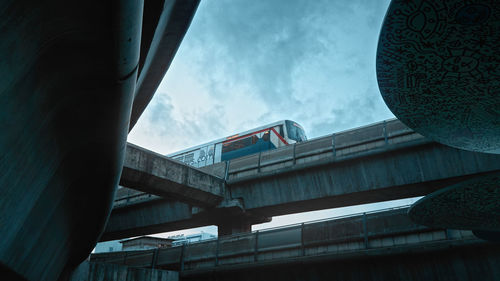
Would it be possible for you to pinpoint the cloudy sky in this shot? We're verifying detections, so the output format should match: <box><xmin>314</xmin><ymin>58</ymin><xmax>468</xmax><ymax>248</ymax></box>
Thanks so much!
<box><xmin>127</xmin><ymin>0</ymin><xmax>419</xmax><ymax>236</ymax></box>
<box><xmin>129</xmin><ymin>0</ymin><xmax>396</xmax><ymax>154</ymax></box>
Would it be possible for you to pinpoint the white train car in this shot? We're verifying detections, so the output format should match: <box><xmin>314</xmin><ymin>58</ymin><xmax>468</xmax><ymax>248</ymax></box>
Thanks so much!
<box><xmin>167</xmin><ymin>120</ymin><xmax>307</xmax><ymax>168</ymax></box>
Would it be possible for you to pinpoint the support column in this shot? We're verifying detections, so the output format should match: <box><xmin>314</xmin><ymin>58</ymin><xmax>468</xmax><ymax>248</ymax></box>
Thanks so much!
<box><xmin>192</xmin><ymin>198</ymin><xmax>270</xmax><ymax>236</ymax></box>
<box><xmin>217</xmin><ymin>218</ymin><xmax>253</xmax><ymax>236</ymax></box>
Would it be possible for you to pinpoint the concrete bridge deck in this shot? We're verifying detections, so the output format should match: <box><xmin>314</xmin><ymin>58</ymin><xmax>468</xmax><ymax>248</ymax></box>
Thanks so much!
<box><xmin>102</xmin><ymin>119</ymin><xmax>500</xmax><ymax>240</ymax></box>
<box><xmin>120</xmin><ymin>143</ymin><xmax>224</xmax><ymax>207</ymax></box>
<box><xmin>92</xmin><ymin>207</ymin><xmax>499</xmax><ymax>280</ymax></box>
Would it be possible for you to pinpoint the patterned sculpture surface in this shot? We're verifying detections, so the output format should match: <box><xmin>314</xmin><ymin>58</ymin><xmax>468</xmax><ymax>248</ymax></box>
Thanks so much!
<box><xmin>377</xmin><ymin>0</ymin><xmax>500</xmax><ymax>154</ymax></box>
<box><xmin>408</xmin><ymin>172</ymin><xmax>500</xmax><ymax>232</ymax></box>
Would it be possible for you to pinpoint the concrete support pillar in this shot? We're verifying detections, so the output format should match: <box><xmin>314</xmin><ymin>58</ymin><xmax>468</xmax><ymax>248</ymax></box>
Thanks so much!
<box><xmin>192</xmin><ymin>198</ymin><xmax>270</xmax><ymax>237</ymax></box>
<box><xmin>217</xmin><ymin>219</ymin><xmax>253</xmax><ymax>236</ymax></box>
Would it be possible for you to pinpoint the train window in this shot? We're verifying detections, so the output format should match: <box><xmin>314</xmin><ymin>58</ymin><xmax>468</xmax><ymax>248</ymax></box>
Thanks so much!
<box><xmin>184</xmin><ymin>153</ymin><xmax>194</xmax><ymax>165</ymax></box>
<box><xmin>198</xmin><ymin>149</ymin><xmax>206</xmax><ymax>161</ymax></box>
<box><xmin>252</xmin><ymin>135</ymin><xmax>258</xmax><ymax>144</ymax></box>
<box><xmin>222</xmin><ymin>137</ymin><xmax>252</xmax><ymax>153</ymax></box>
<box><xmin>263</xmin><ymin>131</ymin><xmax>270</xmax><ymax>141</ymax></box>
<box><xmin>285</xmin><ymin>121</ymin><xmax>307</xmax><ymax>142</ymax></box>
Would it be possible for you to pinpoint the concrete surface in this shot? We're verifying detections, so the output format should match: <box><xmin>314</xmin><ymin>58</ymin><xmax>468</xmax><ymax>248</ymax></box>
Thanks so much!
<box><xmin>183</xmin><ymin>243</ymin><xmax>500</xmax><ymax>281</ymax></box>
<box><xmin>377</xmin><ymin>0</ymin><xmax>500</xmax><ymax>154</ymax></box>
<box><xmin>93</xmin><ymin>207</ymin><xmax>497</xmax><ymax>281</ymax></box>
<box><xmin>0</xmin><ymin>0</ymin><xmax>199</xmax><ymax>279</ymax></box>
<box><xmin>121</xmin><ymin>143</ymin><xmax>224</xmax><ymax>207</ymax></box>
<box><xmin>104</xmin><ymin>120</ymin><xmax>500</xmax><ymax>240</ymax></box>
<box><xmin>409</xmin><ymin>171</ymin><xmax>500</xmax><ymax>233</ymax></box>
<box><xmin>0</xmin><ymin>1</ymin><xmax>142</xmax><ymax>279</ymax></box>
<box><xmin>67</xmin><ymin>261</ymin><xmax>178</xmax><ymax>281</ymax></box>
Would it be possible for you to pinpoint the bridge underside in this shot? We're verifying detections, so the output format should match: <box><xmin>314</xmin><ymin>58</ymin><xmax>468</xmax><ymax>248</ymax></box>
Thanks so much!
<box><xmin>182</xmin><ymin>243</ymin><xmax>500</xmax><ymax>281</ymax></box>
<box><xmin>103</xmin><ymin>138</ymin><xmax>500</xmax><ymax>240</ymax></box>
<box><xmin>93</xmin><ymin>208</ymin><xmax>500</xmax><ymax>280</ymax></box>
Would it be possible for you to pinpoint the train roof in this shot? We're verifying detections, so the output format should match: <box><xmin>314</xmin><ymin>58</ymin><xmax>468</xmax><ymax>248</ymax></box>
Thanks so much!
<box><xmin>167</xmin><ymin>120</ymin><xmax>305</xmax><ymax>157</ymax></box>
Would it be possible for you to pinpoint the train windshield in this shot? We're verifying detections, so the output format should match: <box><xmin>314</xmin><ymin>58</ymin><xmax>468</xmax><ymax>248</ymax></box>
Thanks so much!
<box><xmin>285</xmin><ymin>121</ymin><xmax>307</xmax><ymax>142</ymax></box>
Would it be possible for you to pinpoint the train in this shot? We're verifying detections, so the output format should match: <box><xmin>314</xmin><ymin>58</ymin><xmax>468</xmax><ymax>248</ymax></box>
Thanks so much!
<box><xmin>168</xmin><ymin>120</ymin><xmax>307</xmax><ymax>168</ymax></box>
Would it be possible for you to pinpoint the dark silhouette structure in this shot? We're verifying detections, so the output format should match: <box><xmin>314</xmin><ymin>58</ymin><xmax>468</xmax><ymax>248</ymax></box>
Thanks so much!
<box><xmin>0</xmin><ymin>1</ymin><xmax>199</xmax><ymax>280</ymax></box>
<box><xmin>2</xmin><ymin>0</ymin><xmax>499</xmax><ymax>279</ymax></box>
<box><xmin>377</xmin><ymin>0</ymin><xmax>500</xmax><ymax>154</ymax></box>
<box><xmin>377</xmin><ymin>0</ymin><xmax>500</xmax><ymax>239</ymax></box>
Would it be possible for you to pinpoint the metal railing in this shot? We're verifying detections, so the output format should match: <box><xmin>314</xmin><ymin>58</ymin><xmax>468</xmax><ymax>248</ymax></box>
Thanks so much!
<box><xmin>226</xmin><ymin>118</ymin><xmax>428</xmax><ymax>182</ymax></box>
<box><xmin>92</xmin><ymin>206</ymin><xmax>468</xmax><ymax>271</ymax></box>
<box><xmin>113</xmin><ymin>119</ymin><xmax>429</xmax><ymax>204</ymax></box>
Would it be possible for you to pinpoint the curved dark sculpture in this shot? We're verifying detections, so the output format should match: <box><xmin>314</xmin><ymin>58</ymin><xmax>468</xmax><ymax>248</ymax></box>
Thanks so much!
<box><xmin>1</xmin><ymin>0</ymin><xmax>199</xmax><ymax>278</ymax></box>
<box><xmin>408</xmin><ymin>172</ymin><xmax>500</xmax><ymax>239</ymax></box>
<box><xmin>472</xmin><ymin>230</ymin><xmax>500</xmax><ymax>242</ymax></box>
<box><xmin>376</xmin><ymin>0</ymin><xmax>500</xmax><ymax>154</ymax></box>
<box><xmin>0</xmin><ymin>1</ymin><xmax>141</xmax><ymax>280</ymax></box>
<box><xmin>0</xmin><ymin>0</ymin><xmax>200</xmax><ymax>279</ymax></box>
<box><xmin>130</xmin><ymin>0</ymin><xmax>200</xmax><ymax>130</ymax></box>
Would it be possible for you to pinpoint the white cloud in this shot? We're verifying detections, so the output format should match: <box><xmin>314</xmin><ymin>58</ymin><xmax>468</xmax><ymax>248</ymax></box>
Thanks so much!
<box><xmin>130</xmin><ymin>0</ymin><xmax>395</xmax><ymax>154</ymax></box>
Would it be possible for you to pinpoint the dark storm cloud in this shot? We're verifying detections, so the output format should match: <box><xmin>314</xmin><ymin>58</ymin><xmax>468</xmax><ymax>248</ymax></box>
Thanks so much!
<box><xmin>309</xmin><ymin>87</ymin><xmax>389</xmax><ymax>136</ymax></box>
<box><xmin>185</xmin><ymin>1</ymin><xmax>313</xmax><ymax>104</ymax></box>
<box><xmin>130</xmin><ymin>0</ymin><xmax>395</xmax><ymax>153</ymax></box>
<box><xmin>178</xmin><ymin>0</ymin><xmax>393</xmax><ymax>134</ymax></box>
<box><xmin>136</xmin><ymin>93</ymin><xmax>226</xmax><ymax>152</ymax></box>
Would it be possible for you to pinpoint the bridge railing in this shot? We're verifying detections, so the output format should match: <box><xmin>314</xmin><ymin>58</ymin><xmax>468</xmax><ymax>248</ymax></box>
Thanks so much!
<box><xmin>113</xmin><ymin>119</ymin><xmax>429</xmax><ymax>205</ymax></box>
<box><xmin>225</xmin><ymin>118</ymin><xmax>428</xmax><ymax>182</ymax></box>
<box><xmin>91</xmin><ymin>206</ymin><xmax>476</xmax><ymax>271</ymax></box>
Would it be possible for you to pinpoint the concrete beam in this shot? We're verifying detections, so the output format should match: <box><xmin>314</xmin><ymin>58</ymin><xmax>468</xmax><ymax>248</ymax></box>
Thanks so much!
<box><xmin>102</xmin><ymin>197</ymin><xmax>269</xmax><ymax>241</ymax></box>
<box><xmin>96</xmin><ymin>208</ymin><xmax>496</xmax><ymax>279</ymax></box>
<box><xmin>180</xmin><ymin>241</ymin><xmax>499</xmax><ymax>281</ymax></box>
<box><xmin>228</xmin><ymin>142</ymin><xmax>500</xmax><ymax>217</ymax></box>
<box><xmin>103</xmin><ymin>199</ymin><xmax>194</xmax><ymax>241</ymax></box>
<box><xmin>120</xmin><ymin>143</ymin><xmax>224</xmax><ymax>207</ymax></box>
<box><xmin>105</xmin><ymin>139</ymin><xmax>500</xmax><ymax>240</ymax></box>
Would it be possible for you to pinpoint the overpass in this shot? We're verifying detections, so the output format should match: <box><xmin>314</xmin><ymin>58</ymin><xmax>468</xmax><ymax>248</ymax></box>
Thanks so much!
<box><xmin>102</xmin><ymin>119</ymin><xmax>500</xmax><ymax>240</ymax></box>
<box><xmin>92</xmin><ymin>207</ymin><xmax>500</xmax><ymax>281</ymax></box>
<box><xmin>121</xmin><ymin>143</ymin><xmax>224</xmax><ymax>207</ymax></box>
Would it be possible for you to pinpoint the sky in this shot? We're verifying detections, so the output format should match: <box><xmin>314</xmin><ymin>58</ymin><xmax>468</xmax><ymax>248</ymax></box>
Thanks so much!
<box><xmin>126</xmin><ymin>0</ymin><xmax>420</xmax><ymax>237</ymax></box>
<box><xmin>129</xmin><ymin>0</ymin><xmax>396</xmax><ymax>154</ymax></box>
